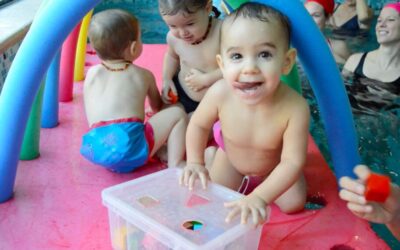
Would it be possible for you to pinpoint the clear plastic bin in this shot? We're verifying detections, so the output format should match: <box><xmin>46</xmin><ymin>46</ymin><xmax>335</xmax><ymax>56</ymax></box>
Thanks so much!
<box><xmin>102</xmin><ymin>168</ymin><xmax>262</xmax><ymax>250</ymax></box>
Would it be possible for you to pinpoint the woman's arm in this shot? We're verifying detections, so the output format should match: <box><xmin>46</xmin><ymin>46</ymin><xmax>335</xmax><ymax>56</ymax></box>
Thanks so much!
<box><xmin>356</xmin><ymin>0</ymin><xmax>373</xmax><ymax>29</ymax></box>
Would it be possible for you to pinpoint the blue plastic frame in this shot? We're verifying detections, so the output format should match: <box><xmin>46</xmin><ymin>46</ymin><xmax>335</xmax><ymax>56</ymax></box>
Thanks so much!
<box><xmin>0</xmin><ymin>0</ymin><xmax>360</xmax><ymax>202</ymax></box>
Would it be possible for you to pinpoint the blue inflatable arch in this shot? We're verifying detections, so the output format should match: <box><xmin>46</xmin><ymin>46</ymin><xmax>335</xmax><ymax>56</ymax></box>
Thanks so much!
<box><xmin>0</xmin><ymin>0</ymin><xmax>360</xmax><ymax>202</ymax></box>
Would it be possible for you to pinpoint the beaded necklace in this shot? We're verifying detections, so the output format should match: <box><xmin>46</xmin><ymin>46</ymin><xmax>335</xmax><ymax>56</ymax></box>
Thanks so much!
<box><xmin>191</xmin><ymin>16</ymin><xmax>212</xmax><ymax>45</ymax></box>
<box><xmin>101</xmin><ymin>60</ymin><xmax>132</xmax><ymax>72</ymax></box>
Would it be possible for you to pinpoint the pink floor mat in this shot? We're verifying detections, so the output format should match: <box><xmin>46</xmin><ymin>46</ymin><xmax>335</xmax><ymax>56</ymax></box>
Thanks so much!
<box><xmin>0</xmin><ymin>44</ymin><xmax>389</xmax><ymax>249</ymax></box>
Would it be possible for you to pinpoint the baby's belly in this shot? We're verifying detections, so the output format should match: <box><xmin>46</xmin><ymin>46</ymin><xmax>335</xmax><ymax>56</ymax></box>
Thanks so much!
<box><xmin>177</xmin><ymin>71</ymin><xmax>208</xmax><ymax>102</ymax></box>
<box><xmin>227</xmin><ymin>147</ymin><xmax>281</xmax><ymax>177</ymax></box>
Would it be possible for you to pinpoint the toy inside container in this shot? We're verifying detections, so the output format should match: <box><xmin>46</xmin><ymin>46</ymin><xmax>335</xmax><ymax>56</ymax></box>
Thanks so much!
<box><xmin>102</xmin><ymin>168</ymin><xmax>265</xmax><ymax>250</ymax></box>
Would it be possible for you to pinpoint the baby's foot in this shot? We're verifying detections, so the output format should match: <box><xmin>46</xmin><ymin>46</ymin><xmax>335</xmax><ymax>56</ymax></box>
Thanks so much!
<box><xmin>156</xmin><ymin>145</ymin><xmax>168</xmax><ymax>164</ymax></box>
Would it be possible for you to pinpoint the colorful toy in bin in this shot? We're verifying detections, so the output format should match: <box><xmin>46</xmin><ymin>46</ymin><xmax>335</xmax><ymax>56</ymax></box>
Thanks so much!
<box><xmin>102</xmin><ymin>168</ymin><xmax>263</xmax><ymax>250</ymax></box>
<box><xmin>365</xmin><ymin>173</ymin><xmax>391</xmax><ymax>202</ymax></box>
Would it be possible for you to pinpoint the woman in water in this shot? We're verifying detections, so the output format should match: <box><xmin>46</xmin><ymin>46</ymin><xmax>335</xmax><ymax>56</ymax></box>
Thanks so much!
<box><xmin>328</xmin><ymin>0</ymin><xmax>373</xmax><ymax>34</ymax></box>
<box><xmin>305</xmin><ymin>0</ymin><xmax>351</xmax><ymax>64</ymax></box>
<box><xmin>342</xmin><ymin>2</ymin><xmax>400</xmax><ymax>113</ymax></box>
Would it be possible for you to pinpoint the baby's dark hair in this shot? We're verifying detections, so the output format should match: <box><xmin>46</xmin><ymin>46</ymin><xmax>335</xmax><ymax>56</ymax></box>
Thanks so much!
<box><xmin>224</xmin><ymin>2</ymin><xmax>291</xmax><ymax>48</ymax></box>
<box><xmin>88</xmin><ymin>9</ymin><xmax>139</xmax><ymax>60</ymax></box>
<box><xmin>158</xmin><ymin>0</ymin><xmax>210</xmax><ymax>16</ymax></box>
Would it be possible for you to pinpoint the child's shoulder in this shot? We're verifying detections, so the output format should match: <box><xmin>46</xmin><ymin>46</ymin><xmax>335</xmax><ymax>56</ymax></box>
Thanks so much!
<box><xmin>130</xmin><ymin>64</ymin><xmax>155</xmax><ymax>81</ymax></box>
<box><xmin>208</xmin><ymin>79</ymin><xmax>228</xmax><ymax>96</ymax></box>
<box><xmin>85</xmin><ymin>64</ymin><xmax>105</xmax><ymax>84</ymax></box>
<box><xmin>280</xmin><ymin>84</ymin><xmax>309</xmax><ymax>110</ymax></box>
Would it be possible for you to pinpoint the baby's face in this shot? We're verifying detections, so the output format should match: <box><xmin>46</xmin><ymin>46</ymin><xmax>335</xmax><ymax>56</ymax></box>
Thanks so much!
<box><xmin>217</xmin><ymin>17</ymin><xmax>293</xmax><ymax>105</ymax></box>
<box><xmin>305</xmin><ymin>1</ymin><xmax>327</xmax><ymax>30</ymax></box>
<box><xmin>376</xmin><ymin>7</ymin><xmax>400</xmax><ymax>45</ymax></box>
<box><xmin>162</xmin><ymin>10</ymin><xmax>210</xmax><ymax>44</ymax></box>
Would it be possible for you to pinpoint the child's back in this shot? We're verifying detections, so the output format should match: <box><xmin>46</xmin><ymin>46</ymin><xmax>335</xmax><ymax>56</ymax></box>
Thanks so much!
<box><xmin>81</xmin><ymin>9</ymin><xmax>187</xmax><ymax>173</ymax></box>
<box><xmin>84</xmin><ymin>63</ymin><xmax>156</xmax><ymax>126</ymax></box>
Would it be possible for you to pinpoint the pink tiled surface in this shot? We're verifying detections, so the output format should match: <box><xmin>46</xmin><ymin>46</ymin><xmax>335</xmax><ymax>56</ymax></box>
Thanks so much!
<box><xmin>0</xmin><ymin>44</ymin><xmax>388</xmax><ymax>250</ymax></box>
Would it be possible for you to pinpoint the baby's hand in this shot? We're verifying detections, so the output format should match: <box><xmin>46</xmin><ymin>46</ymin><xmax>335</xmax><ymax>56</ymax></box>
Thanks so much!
<box><xmin>162</xmin><ymin>80</ymin><xmax>177</xmax><ymax>104</ymax></box>
<box><xmin>185</xmin><ymin>69</ymin><xmax>208</xmax><ymax>91</ymax></box>
<box><xmin>224</xmin><ymin>191</ymin><xmax>268</xmax><ymax>226</ymax></box>
<box><xmin>179</xmin><ymin>163</ymin><xmax>209</xmax><ymax>190</ymax></box>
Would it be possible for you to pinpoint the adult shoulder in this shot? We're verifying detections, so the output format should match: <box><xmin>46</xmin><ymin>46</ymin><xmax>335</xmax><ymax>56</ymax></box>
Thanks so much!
<box><xmin>343</xmin><ymin>52</ymin><xmax>364</xmax><ymax>73</ymax></box>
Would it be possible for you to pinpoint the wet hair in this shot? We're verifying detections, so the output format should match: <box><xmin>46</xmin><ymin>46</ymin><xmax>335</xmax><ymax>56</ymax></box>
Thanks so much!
<box><xmin>158</xmin><ymin>0</ymin><xmax>210</xmax><ymax>16</ymax></box>
<box><xmin>223</xmin><ymin>2</ymin><xmax>291</xmax><ymax>49</ymax></box>
<box><xmin>88</xmin><ymin>9</ymin><xmax>139</xmax><ymax>60</ymax></box>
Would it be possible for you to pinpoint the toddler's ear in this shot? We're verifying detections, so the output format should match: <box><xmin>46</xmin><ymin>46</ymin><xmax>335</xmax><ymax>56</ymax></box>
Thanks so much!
<box><xmin>206</xmin><ymin>0</ymin><xmax>213</xmax><ymax>13</ymax></box>
<box><xmin>282</xmin><ymin>48</ymin><xmax>297</xmax><ymax>75</ymax></box>
<box><xmin>130</xmin><ymin>41</ymin><xmax>137</xmax><ymax>55</ymax></box>
<box><xmin>216</xmin><ymin>54</ymin><xmax>224</xmax><ymax>70</ymax></box>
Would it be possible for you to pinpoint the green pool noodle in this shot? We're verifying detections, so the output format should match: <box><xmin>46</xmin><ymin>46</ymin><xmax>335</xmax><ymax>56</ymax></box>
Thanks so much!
<box><xmin>222</xmin><ymin>0</ymin><xmax>248</xmax><ymax>11</ymax></box>
<box><xmin>20</xmin><ymin>81</ymin><xmax>45</xmax><ymax>160</ymax></box>
<box><xmin>281</xmin><ymin>62</ymin><xmax>302</xmax><ymax>94</ymax></box>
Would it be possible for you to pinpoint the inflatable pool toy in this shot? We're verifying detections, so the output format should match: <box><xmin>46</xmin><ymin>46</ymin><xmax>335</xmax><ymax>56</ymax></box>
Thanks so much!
<box><xmin>281</xmin><ymin>62</ymin><xmax>302</xmax><ymax>94</ymax></box>
<box><xmin>59</xmin><ymin>23</ymin><xmax>82</xmax><ymax>102</ymax></box>
<box><xmin>74</xmin><ymin>10</ymin><xmax>93</xmax><ymax>82</ymax></box>
<box><xmin>0</xmin><ymin>0</ymin><xmax>99</xmax><ymax>202</ymax></box>
<box><xmin>41</xmin><ymin>51</ymin><xmax>61</xmax><ymax>128</ymax></box>
<box><xmin>20</xmin><ymin>82</ymin><xmax>44</xmax><ymax>160</ymax></box>
<box><xmin>220</xmin><ymin>0</ymin><xmax>247</xmax><ymax>13</ymax></box>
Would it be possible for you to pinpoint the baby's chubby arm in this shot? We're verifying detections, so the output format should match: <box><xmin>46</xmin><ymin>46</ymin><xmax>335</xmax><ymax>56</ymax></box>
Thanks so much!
<box><xmin>226</xmin><ymin>98</ymin><xmax>310</xmax><ymax>225</ymax></box>
<box><xmin>180</xmin><ymin>81</ymin><xmax>223</xmax><ymax>189</ymax></box>
<box><xmin>254</xmin><ymin>99</ymin><xmax>309</xmax><ymax>203</ymax></box>
<box><xmin>144</xmin><ymin>69</ymin><xmax>163</xmax><ymax>112</ymax></box>
<box><xmin>162</xmin><ymin>34</ymin><xmax>180</xmax><ymax>103</ymax></box>
<box><xmin>185</xmin><ymin>68</ymin><xmax>222</xmax><ymax>92</ymax></box>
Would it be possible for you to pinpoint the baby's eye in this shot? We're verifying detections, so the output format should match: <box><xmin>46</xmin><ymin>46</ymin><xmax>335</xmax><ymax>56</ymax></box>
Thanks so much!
<box><xmin>230</xmin><ymin>53</ymin><xmax>242</xmax><ymax>60</ymax></box>
<box><xmin>187</xmin><ymin>22</ymin><xmax>194</xmax><ymax>26</ymax></box>
<box><xmin>259</xmin><ymin>51</ymin><xmax>272</xmax><ymax>59</ymax></box>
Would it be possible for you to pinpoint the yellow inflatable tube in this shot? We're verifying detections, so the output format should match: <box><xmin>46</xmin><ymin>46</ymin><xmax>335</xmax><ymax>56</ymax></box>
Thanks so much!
<box><xmin>74</xmin><ymin>10</ymin><xmax>93</xmax><ymax>81</ymax></box>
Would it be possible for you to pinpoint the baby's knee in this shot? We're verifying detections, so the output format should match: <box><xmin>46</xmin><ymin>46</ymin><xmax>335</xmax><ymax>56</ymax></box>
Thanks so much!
<box><xmin>168</xmin><ymin>106</ymin><xmax>187</xmax><ymax>121</ymax></box>
<box><xmin>278</xmin><ymin>195</ymin><xmax>306</xmax><ymax>214</ymax></box>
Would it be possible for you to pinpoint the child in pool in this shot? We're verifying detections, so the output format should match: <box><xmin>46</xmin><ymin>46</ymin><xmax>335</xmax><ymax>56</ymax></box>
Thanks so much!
<box><xmin>180</xmin><ymin>2</ymin><xmax>310</xmax><ymax>225</ymax></box>
<box><xmin>158</xmin><ymin>0</ymin><xmax>222</xmax><ymax>114</ymax></box>
<box><xmin>80</xmin><ymin>9</ymin><xmax>188</xmax><ymax>173</ymax></box>
<box><xmin>339</xmin><ymin>165</ymin><xmax>400</xmax><ymax>240</ymax></box>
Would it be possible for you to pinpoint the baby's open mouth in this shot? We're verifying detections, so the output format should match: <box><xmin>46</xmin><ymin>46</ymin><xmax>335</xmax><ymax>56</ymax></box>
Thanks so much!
<box><xmin>234</xmin><ymin>81</ymin><xmax>263</xmax><ymax>93</ymax></box>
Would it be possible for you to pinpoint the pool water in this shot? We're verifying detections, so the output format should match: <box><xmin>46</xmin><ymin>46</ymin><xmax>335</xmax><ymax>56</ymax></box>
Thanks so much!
<box><xmin>94</xmin><ymin>1</ymin><xmax>399</xmax><ymax>247</ymax></box>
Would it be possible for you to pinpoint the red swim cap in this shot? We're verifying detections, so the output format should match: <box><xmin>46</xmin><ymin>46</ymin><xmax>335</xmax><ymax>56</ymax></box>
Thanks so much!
<box><xmin>384</xmin><ymin>2</ymin><xmax>400</xmax><ymax>14</ymax></box>
<box><xmin>306</xmin><ymin>0</ymin><xmax>335</xmax><ymax>15</ymax></box>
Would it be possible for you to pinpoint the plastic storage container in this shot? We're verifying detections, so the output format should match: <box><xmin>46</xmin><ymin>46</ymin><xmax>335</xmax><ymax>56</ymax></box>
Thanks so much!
<box><xmin>102</xmin><ymin>168</ymin><xmax>263</xmax><ymax>250</ymax></box>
